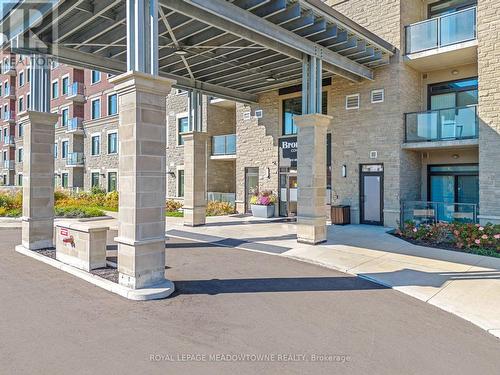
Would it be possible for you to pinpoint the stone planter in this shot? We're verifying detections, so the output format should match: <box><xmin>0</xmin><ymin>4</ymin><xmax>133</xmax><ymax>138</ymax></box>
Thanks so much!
<box><xmin>251</xmin><ymin>204</ymin><xmax>275</xmax><ymax>218</ymax></box>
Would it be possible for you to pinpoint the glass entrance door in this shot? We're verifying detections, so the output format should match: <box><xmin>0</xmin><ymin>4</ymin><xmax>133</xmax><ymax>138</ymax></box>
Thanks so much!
<box><xmin>279</xmin><ymin>168</ymin><xmax>297</xmax><ymax>217</ymax></box>
<box><xmin>360</xmin><ymin>164</ymin><xmax>384</xmax><ymax>225</ymax></box>
<box><xmin>245</xmin><ymin>167</ymin><xmax>259</xmax><ymax>213</ymax></box>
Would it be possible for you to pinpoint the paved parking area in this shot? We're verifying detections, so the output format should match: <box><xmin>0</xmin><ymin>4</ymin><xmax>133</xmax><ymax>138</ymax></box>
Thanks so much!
<box><xmin>1</xmin><ymin>227</ymin><xmax>500</xmax><ymax>375</ymax></box>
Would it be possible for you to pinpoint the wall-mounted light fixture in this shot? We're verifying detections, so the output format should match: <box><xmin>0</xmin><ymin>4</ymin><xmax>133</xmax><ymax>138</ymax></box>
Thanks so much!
<box><xmin>342</xmin><ymin>165</ymin><xmax>347</xmax><ymax>178</ymax></box>
<box><xmin>266</xmin><ymin>167</ymin><xmax>271</xmax><ymax>179</ymax></box>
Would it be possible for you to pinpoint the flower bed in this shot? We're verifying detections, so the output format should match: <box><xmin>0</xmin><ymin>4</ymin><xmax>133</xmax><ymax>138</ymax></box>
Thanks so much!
<box><xmin>165</xmin><ymin>199</ymin><xmax>235</xmax><ymax>217</ymax></box>
<box><xmin>396</xmin><ymin>221</ymin><xmax>500</xmax><ymax>258</ymax></box>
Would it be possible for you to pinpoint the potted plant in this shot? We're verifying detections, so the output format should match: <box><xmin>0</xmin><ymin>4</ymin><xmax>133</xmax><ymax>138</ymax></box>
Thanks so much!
<box><xmin>250</xmin><ymin>190</ymin><xmax>277</xmax><ymax>218</ymax></box>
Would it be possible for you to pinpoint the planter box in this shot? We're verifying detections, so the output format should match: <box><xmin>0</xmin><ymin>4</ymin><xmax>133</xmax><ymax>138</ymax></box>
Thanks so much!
<box><xmin>331</xmin><ymin>205</ymin><xmax>351</xmax><ymax>225</ymax></box>
<box><xmin>251</xmin><ymin>204</ymin><xmax>275</xmax><ymax>218</ymax></box>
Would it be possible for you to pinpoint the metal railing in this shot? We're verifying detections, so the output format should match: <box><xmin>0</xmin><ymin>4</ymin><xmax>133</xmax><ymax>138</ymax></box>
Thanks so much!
<box><xmin>212</xmin><ymin>134</ymin><xmax>236</xmax><ymax>156</ymax></box>
<box><xmin>401</xmin><ymin>200</ymin><xmax>478</xmax><ymax>226</ymax></box>
<box><xmin>405</xmin><ymin>105</ymin><xmax>478</xmax><ymax>143</ymax></box>
<box><xmin>67</xmin><ymin>117</ymin><xmax>83</xmax><ymax>131</ymax></box>
<box><xmin>2</xmin><ymin>160</ymin><xmax>14</xmax><ymax>170</ymax></box>
<box><xmin>2</xmin><ymin>135</ymin><xmax>14</xmax><ymax>145</ymax></box>
<box><xmin>3</xmin><ymin>110</ymin><xmax>15</xmax><ymax>121</ymax></box>
<box><xmin>405</xmin><ymin>6</ymin><xmax>477</xmax><ymax>54</ymax></box>
<box><xmin>67</xmin><ymin>82</ymin><xmax>84</xmax><ymax>97</ymax></box>
<box><xmin>66</xmin><ymin>152</ymin><xmax>84</xmax><ymax>166</ymax></box>
<box><xmin>207</xmin><ymin>192</ymin><xmax>236</xmax><ymax>205</ymax></box>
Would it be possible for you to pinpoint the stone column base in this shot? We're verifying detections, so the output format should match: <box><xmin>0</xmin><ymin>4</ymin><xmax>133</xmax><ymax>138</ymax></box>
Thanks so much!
<box><xmin>184</xmin><ymin>206</ymin><xmax>206</xmax><ymax>227</ymax></box>
<box><xmin>296</xmin><ymin>217</ymin><xmax>327</xmax><ymax>245</ymax></box>
<box><xmin>21</xmin><ymin>218</ymin><xmax>54</xmax><ymax>250</ymax></box>
<box><xmin>115</xmin><ymin>237</ymin><xmax>166</xmax><ymax>289</ymax></box>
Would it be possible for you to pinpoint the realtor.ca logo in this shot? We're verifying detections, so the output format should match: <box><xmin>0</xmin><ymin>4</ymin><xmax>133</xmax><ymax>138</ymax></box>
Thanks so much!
<box><xmin>0</xmin><ymin>1</ymin><xmax>59</xmax><ymax>68</ymax></box>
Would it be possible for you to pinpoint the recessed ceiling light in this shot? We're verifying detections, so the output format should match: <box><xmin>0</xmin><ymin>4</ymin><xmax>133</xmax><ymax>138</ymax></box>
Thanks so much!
<box><xmin>174</xmin><ymin>49</ymin><xmax>188</xmax><ymax>56</ymax></box>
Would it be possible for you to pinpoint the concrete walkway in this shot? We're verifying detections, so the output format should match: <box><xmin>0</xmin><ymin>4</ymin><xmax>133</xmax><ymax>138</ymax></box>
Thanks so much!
<box><xmin>162</xmin><ymin>215</ymin><xmax>500</xmax><ymax>339</ymax></box>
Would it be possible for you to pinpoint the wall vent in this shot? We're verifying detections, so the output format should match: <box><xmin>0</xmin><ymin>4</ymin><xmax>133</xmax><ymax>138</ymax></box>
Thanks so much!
<box><xmin>371</xmin><ymin>89</ymin><xmax>384</xmax><ymax>104</ymax></box>
<box><xmin>243</xmin><ymin>112</ymin><xmax>251</xmax><ymax>120</ymax></box>
<box><xmin>369</xmin><ymin>151</ymin><xmax>378</xmax><ymax>159</ymax></box>
<box><xmin>254</xmin><ymin>109</ymin><xmax>263</xmax><ymax>118</ymax></box>
<box><xmin>345</xmin><ymin>94</ymin><xmax>360</xmax><ymax>110</ymax></box>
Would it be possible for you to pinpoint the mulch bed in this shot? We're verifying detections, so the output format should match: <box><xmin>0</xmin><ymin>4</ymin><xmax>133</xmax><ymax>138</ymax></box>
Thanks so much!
<box><xmin>32</xmin><ymin>248</ymin><xmax>119</xmax><ymax>283</ymax></box>
<box><xmin>391</xmin><ymin>233</ymin><xmax>500</xmax><ymax>258</ymax></box>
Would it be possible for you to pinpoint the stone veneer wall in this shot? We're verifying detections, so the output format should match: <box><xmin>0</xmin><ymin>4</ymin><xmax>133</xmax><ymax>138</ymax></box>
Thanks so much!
<box><xmin>234</xmin><ymin>93</ymin><xmax>280</xmax><ymax>213</ymax></box>
<box><xmin>327</xmin><ymin>0</ymin><xmax>423</xmax><ymax>226</ymax></box>
<box><xmin>477</xmin><ymin>0</ymin><xmax>500</xmax><ymax>224</ymax></box>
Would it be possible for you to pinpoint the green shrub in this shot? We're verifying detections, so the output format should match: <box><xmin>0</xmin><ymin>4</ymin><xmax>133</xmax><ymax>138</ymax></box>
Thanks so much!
<box><xmin>166</xmin><ymin>210</ymin><xmax>184</xmax><ymax>217</ymax></box>
<box><xmin>91</xmin><ymin>186</ymin><xmax>107</xmax><ymax>195</ymax></box>
<box><xmin>55</xmin><ymin>206</ymin><xmax>104</xmax><ymax>218</ymax></box>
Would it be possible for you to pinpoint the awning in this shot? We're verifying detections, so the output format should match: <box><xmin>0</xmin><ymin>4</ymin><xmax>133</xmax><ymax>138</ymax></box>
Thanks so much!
<box><xmin>1</xmin><ymin>0</ymin><xmax>396</xmax><ymax>103</ymax></box>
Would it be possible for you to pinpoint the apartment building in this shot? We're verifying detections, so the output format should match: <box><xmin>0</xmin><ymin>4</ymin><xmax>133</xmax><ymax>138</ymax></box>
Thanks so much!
<box><xmin>1</xmin><ymin>0</ymin><xmax>498</xmax><ymax>228</ymax></box>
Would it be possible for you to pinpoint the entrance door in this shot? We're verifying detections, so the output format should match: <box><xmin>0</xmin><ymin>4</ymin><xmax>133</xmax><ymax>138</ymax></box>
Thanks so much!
<box><xmin>245</xmin><ymin>167</ymin><xmax>259</xmax><ymax>213</ymax></box>
<box><xmin>360</xmin><ymin>164</ymin><xmax>384</xmax><ymax>225</ymax></box>
<box><xmin>279</xmin><ymin>168</ymin><xmax>297</xmax><ymax>217</ymax></box>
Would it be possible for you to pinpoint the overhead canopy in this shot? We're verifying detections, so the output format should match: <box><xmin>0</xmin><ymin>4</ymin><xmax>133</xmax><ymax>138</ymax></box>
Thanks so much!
<box><xmin>1</xmin><ymin>0</ymin><xmax>395</xmax><ymax>103</ymax></box>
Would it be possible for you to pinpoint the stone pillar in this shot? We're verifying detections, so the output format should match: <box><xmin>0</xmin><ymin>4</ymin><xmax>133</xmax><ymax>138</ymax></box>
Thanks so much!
<box><xmin>110</xmin><ymin>71</ymin><xmax>174</xmax><ymax>289</ymax></box>
<box><xmin>183</xmin><ymin>131</ymin><xmax>208</xmax><ymax>226</ymax></box>
<box><xmin>19</xmin><ymin>111</ymin><xmax>58</xmax><ymax>250</ymax></box>
<box><xmin>296</xmin><ymin>114</ymin><xmax>332</xmax><ymax>244</ymax></box>
<box><xmin>478</xmin><ymin>0</ymin><xmax>500</xmax><ymax>225</ymax></box>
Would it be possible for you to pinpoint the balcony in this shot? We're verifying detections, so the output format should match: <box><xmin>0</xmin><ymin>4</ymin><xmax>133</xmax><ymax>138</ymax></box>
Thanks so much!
<box><xmin>2</xmin><ymin>63</ymin><xmax>16</xmax><ymax>76</ymax></box>
<box><xmin>2</xmin><ymin>110</ymin><xmax>15</xmax><ymax>123</ymax></box>
<box><xmin>211</xmin><ymin>134</ymin><xmax>236</xmax><ymax>159</ymax></box>
<box><xmin>401</xmin><ymin>200</ymin><xmax>478</xmax><ymax>225</ymax></box>
<box><xmin>66</xmin><ymin>117</ymin><xmax>84</xmax><ymax>133</ymax></box>
<box><xmin>405</xmin><ymin>7</ymin><xmax>477</xmax><ymax>71</ymax></box>
<box><xmin>3</xmin><ymin>85</ymin><xmax>15</xmax><ymax>99</ymax></box>
<box><xmin>2</xmin><ymin>160</ymin><xmax>14</xmax><ymax>170</ymax></box>
<box><xmin>2</xmin><ymin>135</ymin><xmax>15</xmax><ymax>146</ymax></box>
<box><xmin>66</xmin><ymin>152</ymin><xmax>84</xmax><ymax>167</ymax></box>
<box><xmin>403</xmin><ymin>105</ymin><xmax>478</xmax><ymax>149</ymax></box>
<box><xmin>66</xmin><ymin>82</ymin><xmax>85</xmax><ymax>102</ymax></box>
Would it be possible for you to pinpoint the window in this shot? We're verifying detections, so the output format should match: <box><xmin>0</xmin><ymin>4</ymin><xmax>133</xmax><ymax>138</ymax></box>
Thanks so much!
<box><xmin>26</xmin><ymin>68</ymin><xmax>30</xmax><ymax>83</ymax></box>
<box><xmin>61</xmin><ymin>173</ymin><xmax>68</xmax><ymax>188</ymax></box>
<box><xmin>282</xmin><ymin>93</ymin><xmax>328</xmax><ymax>135</ymax></box>
<box><xmin>91</xmin><ymin>135</ymin><xmax>100</xmax><ymax>155</ymax></box>
<box><xmin>429</xmin><ymin>0</ymin><xmax>477</xmax><ymax>18</ymax></box>
<box><xmin>19</xmin><ymin>71</ymin><xmax>24</xmax><ymax>86</ymax></box>
<box><xmin>18</xmin><ymin>123</ymin><xmax>23</xmax><ymax>138</ymax></box>
<box><xmin>91</xmin><ymin>99</ymin><xmax>101</xmax><ymax>119</ymax></box>
<box><xmin>2</xmin><ymin>150</ymin><xmax>6</xmax><ymax>161</ymax></box>
<box><xmin>177</xmin><ymin>117</ymin><xmax>189</xmax><ymax>145</ymax></box>
<box><xmin>428</xmin><ymin>77</ymin><xmax>478</xmax><ymax>110</ymax></box>
<box><xmin>108</xmin><ymin>172</ymin><xmax>117</xmax><ymax>192</ymax></box>
<box><xmin>91</xmin><ymin>70</ymin><xmax>101</xmax><ymax>84</ymax></box>
<box><xmin>62</xmin><ymin>76</ymin><xmax>69</xmax><ymax>95</ymax></box>
<box><xmin>17</xmin><ymin>148</ymin><xmax>23</xmax><ymax>162</ymax></box>
<box><xmin>18</xmin><ymin>97</ymin><xmax>24</xmax><ymax>113</ymax></box>
<box><xmin>62</xmin><ymin>140</ymin><xmax>68</xmax><ymax>159</ymax></box>
<box><xmin>26</xmin><ymin>94</ymin><xmax>30</xmax><ymax>110</ymax></box>
<box><xmin>177</xmin><ymin>169</ymin><xmax>185</xmax><ymax>197</ymax></box>
<box><xmin>108</xmin><ymin>94</ymin><xmax>117</xmax><ymax>115</ymax></box>
<box><xmin>91</xmin><ymin>172</ymin><xmax>100</xmax><ymax>188</ymax></box>
<box><xmin>52</xmin><ymin>80</ymin><xmax>58</xmax><ymax>99</ymax></box>
<box><xmin>17</xmin><ymin>173</ymin><xmax>22</xmax><ymax>186</ymax></box>
<box><xmin>54</xmin><ymin>143</ymin><xmax>58</xmax><ymax>158</ymax></box>
<box><xmin>61</xmin><ymin>108</ymin><xmax>69</xmax><ymax>127</ymax></box>
<box><xmin>345</xmin><ymin>94</ymin><xmax>360</xmax><ymax>110</ymax></box>
<box><xmin>107</xmin><ymin>132</ymin><xmax>117</xmax><ymax>154</ymax></box>
<box><xmin>371</xmin><ymin>89</ymin><xmax>385</xmax><ymax>104</ymax></box>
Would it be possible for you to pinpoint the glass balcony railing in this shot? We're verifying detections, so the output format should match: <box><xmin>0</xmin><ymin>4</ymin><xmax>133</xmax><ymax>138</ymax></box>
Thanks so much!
<box><xmin>401</xmin><ymin>200</ymin><xmax>478</xmax><ymax>226</ymax></box>
<box><xmin>3</xmin><ymin>111</ymin><xmax>15</xmax><ymax>121</ymax></box>
<box><xmin>2</xmin><ymin>135</ymin><xmax>14</xmax><ymax>145</ymax></box>
<box><xmin>67</xmin><ymin>117</ymin><xmax>83</xmax><ymax>131</ymax></box>
<box><xmin>3</xmin><ymin>160</ymin><xmax>14</xmax><ymax>170</ymax></box>
<box><xmin>405</xmin><ymin>7</ymin><xmax>477</xmax><ymax>54</ymax></box>
<box><xmin>405</xmin><ymin>105</ymin><xmax>478</xmax><ymax>143</ymax></box>
<box><xmin>212</xmin><ymin>134</ymin><xmax>236</xmax><ymax>156</ymax></box>
<box><xmin>67</xmin><ymin>82</ymin><xmax>84</xmax><ymax>97</ymax></box>
<box><xmin>66</xmin><ymin>152</ymin><xmax>84</xmax><ymax>166</ymax></box>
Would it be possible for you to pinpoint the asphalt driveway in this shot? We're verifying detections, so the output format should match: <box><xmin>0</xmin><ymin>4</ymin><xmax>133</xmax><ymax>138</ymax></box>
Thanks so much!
<box><xmin>1</xmin><ymin>228</ymin><xmax>499</xmax><ymax>375</ymax></box>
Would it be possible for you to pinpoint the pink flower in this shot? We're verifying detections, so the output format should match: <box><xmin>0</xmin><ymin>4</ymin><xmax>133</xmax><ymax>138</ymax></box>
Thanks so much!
<box><xmin>494</xmin><ymin>234</ymin><xmax>500</xmax><ymax>240</ymax></box>
<box><xmin>482</xmin><ymin>234</ymin><xmax>488</xmax><ymax>240</ymax></box>
<box><xmin>475</xmin><ymin>224</ymin><xmax>480</xmax><ymax>227</ymax></box>
<box><xmin>413</xmin><ymin>228</ymin><xmax>417</xmax><ymax>233</ymax></box>
<box><xmin>479</xmin><ymin>226</ymin><xmax>484</xmax><ymax>231</ymax></box>
<box><xmin>474</xmin><ymin>239</ymin><xmax>481</xmax><ymax>245</ymax></box>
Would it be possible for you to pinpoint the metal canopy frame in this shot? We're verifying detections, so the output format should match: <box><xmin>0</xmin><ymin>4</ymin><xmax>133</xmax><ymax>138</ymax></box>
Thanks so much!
<box><xmin>1</xmin><ymin>0</ymin><xmax>396</xmax><ymax>103</ymax></box>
